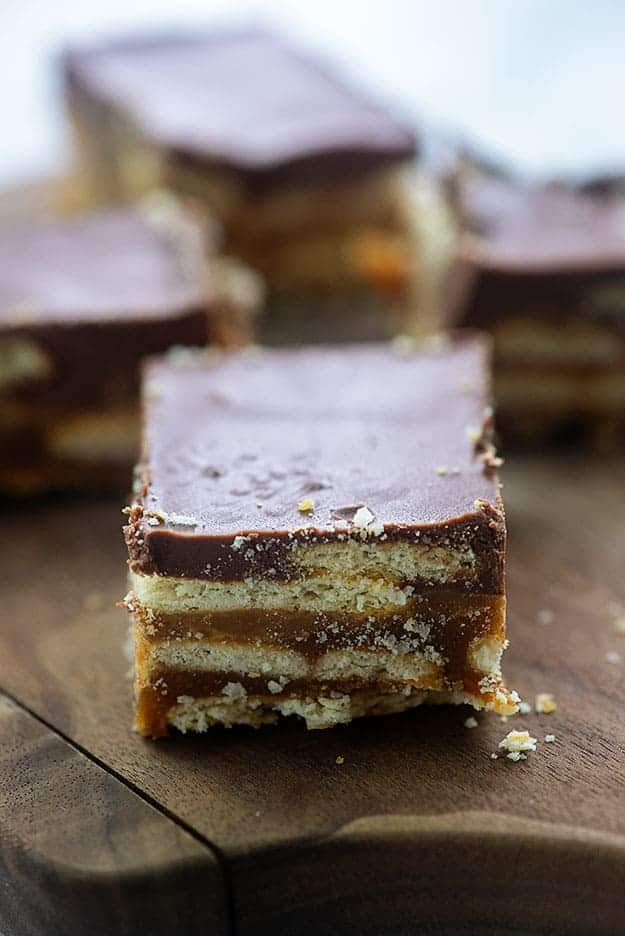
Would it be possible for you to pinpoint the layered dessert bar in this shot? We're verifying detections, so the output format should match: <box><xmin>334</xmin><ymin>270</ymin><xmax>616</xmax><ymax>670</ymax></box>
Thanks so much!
<box><xmin>445</xmin><ymin>175</ymin><xmax>625</xmax><ymax>446</ymax></box>
<box><xmin>123</xmin><ymin>336</ymin><xmax>517</xmax><ymax>737</ymax></box>
<box><xmin>0</xmin><ymin>206</ymin><xmax>257</xmax><ymax>493</ymax></box>
<box><xmin>63</xmin><ymin>30</ymin><xmax>421</xmax><ymax>343</ymax></box>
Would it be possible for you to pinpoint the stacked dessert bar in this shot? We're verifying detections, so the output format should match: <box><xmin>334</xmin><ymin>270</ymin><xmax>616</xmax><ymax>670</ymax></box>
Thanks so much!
<box><xmin>446</xmin><ymin>174</ymin><xmax>625</xmax><ymax>446</ymax></box>
<box><xmin>63</xmin><ymin>30</ymin><xmax>421</xmax><ymax>343</ymax></box>
<box><xmin>0</xmin><ymin>205</ymin><xmax>257</xmax><ymax>493</ymax></box>
<box><xmin>123</xmin><ymin>336</ymin><xmax>517</xmax><ymax>737</ymax></box>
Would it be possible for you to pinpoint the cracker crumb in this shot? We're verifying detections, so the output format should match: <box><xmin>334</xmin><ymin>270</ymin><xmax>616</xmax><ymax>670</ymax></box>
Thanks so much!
<box><xmin>167</xmin><ymin>513</ymin><xmax>197</xmax><ymax>527</ymax></box>
<box><xmin>490</xmin><ymin>752</ymin><xmax>499</xmax><ymax>760</ymax></box>
<box><xmin>535</xmin><ymin>693</ymin><xmax>556</xmax><ymax>714</ymax></box>
<box><xmin>464</xmin><ymin>716</ymin><xmax>478</xmax><ymax>729</ymax></box>
<box><xmin>518</xmin><ymin>701</ymin><xmax>532</xmax><ymax>715</ymax></box>
<box><xmin>544</xmin><ymin>734</ymin><xmax>556</xmax><ymax>743</ymax></box>
<box><xmin>422</xmin><ymin>333</ymin><xmax>450</xmax><ymax>353</ymax></box>
<box><xmin>391</xmin><ymin>334</ymin><xmax>416</xmax><ymax>356</ymax></box>
<box><xmin>466</xmin><ymin>425</ymin><xmax>481</xmax><ymax>444</ymax></box>
<box><xmin>256</xmin><ymin>500</ymin><xmax>264</xmax><ymax>508</ymax></box>
<box><xmin>83</xmin><ymin>591</ymin><xmax>104</xmax><ymax>612</ymax></box>
<box><xmin>350</xmin><ymin>505</ymin><xmax>384</xmax><ymax>537</ymax></box>
<box><xmin>437</xmin><ymin>465</ymin><xmax>449</xmax><ymax>476</ymax></box>
<box><xmin>353</xmin><ymin>506</ymin><xmax>375</xmax><ymax>528</ymax></box>
<box><xmin>606</xmin><ymin>650</ymin><xmax>621</xmax><ymax>664</ymax></box>
<box><xmin>297</xmin><ymin>498</ymin><xmax>315</xmax><ymax>514</ymax></box>
<box><xmin>613</xmin><ymin>617</ymin><xmax>625</xmax><ymax>635</ymax></box>
<box><xmin>335</xmin><ymin>755</ymin><xmax>345</xmax><ymax>765</ymax></box>
<box><xmin>498</xmin><ymin>729</ymin><xmax>537</xmax><ymax>760</ymax></box>
<box><xmin>222</xmin><ymin>682</ymin><xmax>247</xmax><ymax>700</ymax></box>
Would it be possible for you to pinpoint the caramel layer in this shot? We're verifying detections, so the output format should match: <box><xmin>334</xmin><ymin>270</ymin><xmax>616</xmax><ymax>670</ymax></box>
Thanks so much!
<box><xmin>137</xmin><ymin>679</ymin><xmax>437</xmax><ymax>737</ymax></box>
<box><xmin>130</xmin><ymin>591</ymin><xmax>508</xmax><ymax>736</ymax></box>
<box><xmin>131</xmin><ymin>593</ymin><xmax>505</xmax><ymax>672</ymax></box>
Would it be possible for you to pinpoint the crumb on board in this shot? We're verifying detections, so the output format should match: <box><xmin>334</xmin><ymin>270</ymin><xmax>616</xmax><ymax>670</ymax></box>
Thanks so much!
<box><xmin>535</xmin><ymin>693</ymin><xmax>557</xmax><ymax>714</ymax></box>
<box><xmin>83</xmin><ymin>591</ymin><xmax>104</xmax><ymax>612</ymax></box>
<box><xmin>518</xmin><ymin>701</ymin><xmax>532</xmax><ymax>715</ymax></box>
<box><xmin>498</xmin><ymin>729</ymin><xmax>537</xmax><ymax>762</ymax></box>
<box><xmin>437</xmin><ymin>465</ymin><xmax>449</xmax><ymax>476</ymax></box>
<box><xmin>335</xmin><ymin>755</ymin><xmax>345</xmax><ymax>765</ymax></box>
<box><xmin>464</xmin><ymin>716</ymin><xmax>478</xmax><ymax>729</ymax></box>
<box><xmin>298</xmin><ymin>498</ymin><xmax>315</xmax><ymax>514</ymax></box>
<box><xmin>544</xmin><ymin>734</ymin><xmax>556</xmax><ymax>743</ymax></box>
<box><xmin>490</xmin><ymin>752</ymin><xmax>499</xmax><ymax>760</ymax></box>
<box><xmin>606</xmin><ymin>651</ymin><xmax>621</xmax><ymax>664</ymax></box>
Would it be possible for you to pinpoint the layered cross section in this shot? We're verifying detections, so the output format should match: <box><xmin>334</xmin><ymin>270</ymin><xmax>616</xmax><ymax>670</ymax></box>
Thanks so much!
<box><xmin>123</xmin><ymin>337</ymin><xmax>517</xmax><ymax>736</ymax></box>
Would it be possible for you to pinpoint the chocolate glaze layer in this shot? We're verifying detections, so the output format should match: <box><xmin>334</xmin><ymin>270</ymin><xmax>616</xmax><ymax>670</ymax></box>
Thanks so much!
<box><xmin>458</xmin><ymin>176</ymin><xmax>625</xmax><ymax>268</ymax></box>
<box><xmin>64</xmin><ymin>30</ymin><xmax>417</xmax><ymax>188</ymax></box>
<box><xmin>0</xmin><ymin>211</ymin><xmax>217</xmax><ymax>408</ymax></box>
<box><xmin>446</xmin><ymin>176</ymin><xmax>625</xmax><ymax>333</ymax></box>
<box><xmin>0</xmin><ymin>210</ymin><xmax>209</xmax><ymax>324</ymax></box>
<box><xmin>125</xmin><ymin>337</ymin><xmax>505</xmax><ymax>590</ymax></box>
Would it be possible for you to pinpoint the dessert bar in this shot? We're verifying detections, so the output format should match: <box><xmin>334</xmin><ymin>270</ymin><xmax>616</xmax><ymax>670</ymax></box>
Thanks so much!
<box><xmin>0</xmin><ymin>206</ymin><xmax>256</xmax><ymax>493</ymax></box>
<box><xmin>123</xmin><ymin>336</ymin><xmax>517</xmax><ymax>737</ymax></box>
<box><xmin>64</xmin><ymin>29</ymin><xmax>421</xmax><ymax>343</ymax></box>
<box><xmin>446</xmin><ymin>175</ymin><xmax>625</xmax><ymax>446</ymax></box>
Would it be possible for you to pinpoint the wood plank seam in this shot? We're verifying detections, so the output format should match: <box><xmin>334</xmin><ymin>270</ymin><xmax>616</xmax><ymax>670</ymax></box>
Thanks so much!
<box><xmin>0</xmin><ymin>685</ymin><xmax>239</xmax><ymax>936</ymax></box>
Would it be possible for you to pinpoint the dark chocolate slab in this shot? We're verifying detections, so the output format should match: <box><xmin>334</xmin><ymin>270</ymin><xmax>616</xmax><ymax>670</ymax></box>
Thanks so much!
<box><xmin>64</xmin><ymin>30</ymin><xmax>417</xmax><ymax>184</ymax></box>
<box><xmin>126</xmin><ymin>336</ymin><xmax>504</xmax><ymax>585</ymax></box>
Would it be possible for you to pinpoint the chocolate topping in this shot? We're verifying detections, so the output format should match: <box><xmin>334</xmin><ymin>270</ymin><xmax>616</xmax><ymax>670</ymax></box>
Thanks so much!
<box><xmin>460</xmin><ymin>176</ymin><xmax>625</xmax><ymax>269</ymax></box>
<box><xmin>126</xmin><ymin>337</ymin><xmax>505</xmax><ymax>588</ymax></box>
<box><xmin>446</xmin><ymin>177</ymin><xmax>625</xmax><ymax>332</ymax></box>
<box><xmin>0</xmin><ymin>210</ymin><xmax>208</xmax><ymax>324</ymax></box>
<box><xmin>0</xmin><ymin>210</ymin><xmax>220</xmax><ymax>413</ymax></box>
<box><xmin>64</xmin><ymin>30</ymin><xmax>417</xmax><ymax>187</ymax></box>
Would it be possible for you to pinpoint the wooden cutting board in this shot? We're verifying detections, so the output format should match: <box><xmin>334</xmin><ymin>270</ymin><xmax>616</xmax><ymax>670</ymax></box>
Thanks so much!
<box><xmin>2</xmin><ymin>455</ymin><xmax>625</xmax><ymax>936</ymax></box>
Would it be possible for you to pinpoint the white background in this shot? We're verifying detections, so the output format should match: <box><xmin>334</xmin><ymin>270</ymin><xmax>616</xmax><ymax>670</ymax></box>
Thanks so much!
<box><xmin>3</xmin><ymin>0</ymin><xmax>625</xmax><ymax>186</ymax></box>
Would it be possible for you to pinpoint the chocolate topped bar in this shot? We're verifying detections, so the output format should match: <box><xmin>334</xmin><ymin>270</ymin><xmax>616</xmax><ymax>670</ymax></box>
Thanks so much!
<box><xmin>447</xmin><ymin>176</ymin><xmax>625</xmax><ymax>445</ymax></box>
<box><xmin>64</xmin><ymin>29</ymin><xmax>421</xmax><ymax>344</ymax></box>
<box><xmin>124</xmin><ymin>337</ymin><xmax>516</xmax><ymax>738</ymax></box>
<box><xmin>128</xmin><ymin>338</ymin><xmax>503</xmax><ymax>582</ymax></box>
<box><xmin>64</xmin><ymin>30</ymin><xmax>417</xmax><ymax>188</ymax></box>
<box><xmin>0</xmin><ymin>206</ymin><xmax>255</xmax><ymax>493</ymax></box>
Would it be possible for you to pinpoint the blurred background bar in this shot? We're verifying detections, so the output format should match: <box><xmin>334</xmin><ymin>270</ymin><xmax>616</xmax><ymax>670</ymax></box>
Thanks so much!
<box><xmin>3</xmin><ymin>0</ymin><xmax>625</xmax><ymax>188</ymax></box>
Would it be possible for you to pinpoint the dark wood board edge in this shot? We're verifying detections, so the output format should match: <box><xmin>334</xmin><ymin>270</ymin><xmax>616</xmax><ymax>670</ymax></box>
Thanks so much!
<box><xmin>0</xmin><ymin>693</ymin><xmax>230</xmax><ymax>936</ymax></box>
<box><xmin>232</xmin><ymin>812</ymin><xmax>625</xmax><ymax>935</ymax></box>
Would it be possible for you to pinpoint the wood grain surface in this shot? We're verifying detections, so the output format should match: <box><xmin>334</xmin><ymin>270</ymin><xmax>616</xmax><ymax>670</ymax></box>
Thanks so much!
<box><xmin>0</xmin><ymin>694</ymin><xmax>228</xmax><ymax>936</ymax></box>
<box><xmin>2</xmin><ymin>455</ymin><xmax>625</xmax><ymax>934</ymax></box>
